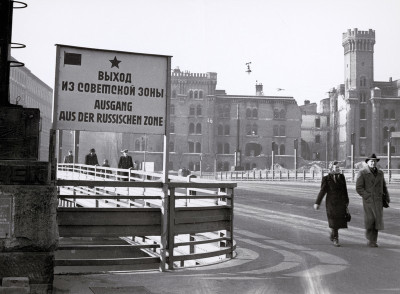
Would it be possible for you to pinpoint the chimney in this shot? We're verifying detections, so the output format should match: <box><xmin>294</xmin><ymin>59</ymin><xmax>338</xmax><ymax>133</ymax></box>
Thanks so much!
<box><xmin>304</xmin><ymin>100</ymin><xmax>310</xmax><ymax>105</ymax></box>
<box><xmin>256</xmin><ymin>82</ymin><xmax>263</xmax><ymax>96</ymax></box>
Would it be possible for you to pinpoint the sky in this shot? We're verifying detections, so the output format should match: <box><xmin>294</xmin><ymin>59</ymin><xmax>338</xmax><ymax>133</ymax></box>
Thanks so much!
<box><xmin>11</xmin><ymin>0</ymin><xmax>400</xmax><ymax>105</ymax></box>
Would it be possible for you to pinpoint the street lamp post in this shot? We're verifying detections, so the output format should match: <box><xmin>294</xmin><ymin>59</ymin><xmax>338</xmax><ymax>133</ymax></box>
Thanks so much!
<box><xmin>387</xmin><ymin>130</ymin><xmax>391</xmax><ymax>183</ymax></box>
<box><xmin>234</xmin><ymin>104</ymin><xmax>242</xmax><ymax>170</ymax></box>
<box><xmin>271</xmin><ymin>141</ymin><xmax>275</xmax><ymax>180</ymax></box>
<box><xmin>199</xmin><ymin>153</ymin><xmax>203</xmax><ymax>177</ymax></box>
<box><xmin>294</xmin><ymin>139</ymin><xmax>298</xmax><ymax>180</ymax></box>
<box><xmin>351</xmin><ymin>133</ymin><xmax>355</xmax><ymax>181</ymax></box>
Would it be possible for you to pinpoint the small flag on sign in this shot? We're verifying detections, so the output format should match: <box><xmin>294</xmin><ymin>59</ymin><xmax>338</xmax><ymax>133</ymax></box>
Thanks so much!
<box><xmin>64</xmin><ymin>52</ymin><xmax>81</xmax><ymax>66</ymax></box>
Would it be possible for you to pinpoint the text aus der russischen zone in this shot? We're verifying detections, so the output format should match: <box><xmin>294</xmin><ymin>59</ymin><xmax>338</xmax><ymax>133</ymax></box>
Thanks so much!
<box><xmin>58</xmin><ymin>70</ymin><xmax>164</xmax><ymax>127</ymax></box>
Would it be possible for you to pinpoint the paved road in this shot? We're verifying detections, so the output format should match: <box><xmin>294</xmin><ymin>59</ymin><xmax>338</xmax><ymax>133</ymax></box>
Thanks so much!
<box><xmin>53</xmin><ymin>181</ymin><xmax>400</xmax><ymax>294</ymax></box>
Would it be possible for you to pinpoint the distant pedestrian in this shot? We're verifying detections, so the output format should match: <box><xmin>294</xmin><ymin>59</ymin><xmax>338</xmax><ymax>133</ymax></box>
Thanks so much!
<box><xmin>64</xmin><ymin>150</ymin><xmax>73</xmax><ymax>163</ymax></box>
<box><xmin>314</xmin><ymin>161</ymin><xmax>349</xmax><ymax>247</ymax></box>
<box><xmin>63</xmin><ymin>150</ymin><xmax>74</xmax><ymax>171</ymax></box>
<box><xmin>84</xmin><ymin>148</ymin><xmax>99</xmax><ymax>177</ymax></box>
<box><xmin>356</xmin><ymin>154</ymin><xmax>390</xmax><ymax>247</ymax></box>
<box><xmin>118</xmin><ymin>149</ymin><xmax>133</xmax><ymax>181</ymax></box>
<box><xmin>102</xmin><ymin>159</ymin><xmax>110</xmax><ymax>168</ymax></box>
<box><xmin>85</xmin><ymin>148</ymin><xmax>99</xmax><ymax>166</ymax></box>
<box><xmin>101</xmin><ymin>159</ymin><xmax>111</xmax><ymax>178</ymax></box>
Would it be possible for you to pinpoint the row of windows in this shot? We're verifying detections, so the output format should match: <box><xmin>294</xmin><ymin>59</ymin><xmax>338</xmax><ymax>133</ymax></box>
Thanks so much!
<box><xmin>348</xmin><ymin>126</ymin><xmax>396</xmax><ymax>140</ymax></box>
<box><xmin>216</xmin><ymin>124</ymin><xmax>286</xmax><ymax>136</ymax></box>
<box><xmin>360</xmin><ymin>76</ymin><xmax>368</xmax><ymax>87</ymax></box>
<box><xmin>189</xmin><ymin>105</ymin><xmax>202</xmax><ymax>116</ymax></box>
<box><xmin>171</xmin><ymin>89</ymin><xmax>204</xmax><ymax>99</ymax></box>
<box><xmin>215</xmin><ymin>106</ymin><xmax>286</xmax><ymax>120</ymax></box>
<box><xmin>359</xmin><ymin>109</ymin><xmax>396</xmax><ymax>120</ymax></box>
<box><xmin>383</xmin><ymin>146</ymin><xmax>396</xmax><ymax>154</ymax></box>
<box><xmin>168</xmin><ymin>141</ymin><xmax>202</xmax><ymax>153</ymax></box>
<box><xmin>383</xmin><ymin>126</ymin><xmax>396</xmax><ymax>138</ymax></box>
<box><xmin>170</xmin><ymin>104</ymin><xmax>203</xmax><ymax>116</ymax></box>
<box><xmin>189</xmin><ymin>123</ymin><xmax>202</xmax><ymax>134</ymax></box>
<box><xmin>273</xmin><ymin>109</ymin><xmax>286</xmax><ymax>119</ymax></box>
<box><xmin>246</xmin><ymin>108</ymin><xmax>258</xmax><ymax>118</ymax></box>
<box><xmin>384</xmin><ymin>109</ymin><xmax>396</xmax><ymax>119</ymax></box>
<box><xmin>169</xmin><ymin>123</ymin><xmax>202</xmax><ymax>134</ymax></box>
<box><xmin>273</xmin><ymin>125</ymin><xmax>286</xmax><ymax>137</ymax></box>
<box><xmin>359</xmin><ymin>92</ymin><xmax>367</xmax><ymax>103</ymax></box>
<box><xmin>171</xmin><ymin>123</ymin><xmax>286</xmax><ymax>136</ymax></box>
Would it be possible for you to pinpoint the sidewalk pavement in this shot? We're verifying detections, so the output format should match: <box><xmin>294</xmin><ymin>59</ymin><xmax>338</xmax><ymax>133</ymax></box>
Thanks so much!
<box><xmin>52</xmin><ymin>247</ymin><xmax>271</xmax><ymax>294</ymax></box>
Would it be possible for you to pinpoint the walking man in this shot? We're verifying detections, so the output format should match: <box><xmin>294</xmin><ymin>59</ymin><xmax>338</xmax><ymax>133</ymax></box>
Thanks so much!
<box><xmin>118</xmin><ymin>149</ymin><xmax>133</xmax><ymax>181</ymax></box>
<box><xmin>84</xmin><ymin>148</ymin><xmax>99</xmax><ymax>177</ymax></box>
<box><xmin>85</xmin><ymin>148</ymin><xmax>99</xmax><ymax>166</ymax></box>
<box><xmin>64</xmin><ymin>150</ymin><xmax>73</xmax><ymax>163</ymax></box>
<box><xmin>356</xmin><ymin>154</ymin><xmax>390</xmax><ymax>247</ymax></box>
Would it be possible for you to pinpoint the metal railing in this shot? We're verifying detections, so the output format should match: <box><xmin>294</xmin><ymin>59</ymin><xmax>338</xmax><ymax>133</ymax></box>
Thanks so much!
<box><xmin>56</xmin><ymin>164</ymin><xmax>236</xmax><ymax>272</ymax></box>
<box><xmin>199</xmin><ymin>169</ymin><xmax>400</xmax><ymax>183</ymax></box>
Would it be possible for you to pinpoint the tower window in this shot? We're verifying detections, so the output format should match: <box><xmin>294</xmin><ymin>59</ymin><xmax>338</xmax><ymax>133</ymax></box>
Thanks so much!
<box><xmin>196</xmin><ymin>123</ymin><xmax>202</xmax><ymax>134</ymax></box>
<box><xmin>273</xmin><ymin>125</ymin><xmax>279</xmax><ymax>136</ymax></box>
<box><xmin>384</xmin><ymin>109</ymin><xmax>389</xmax><ymax>119</ymax></box>
<box><xmin>188</xmin><ymin>141</ymin><xmax>194</xmax><ymax>153</ymax></box>
<box><xmin>195</xmin><ymin>142</ymin><xmax>201</xmax><ymax>153</ymax></box>
<box><xmin>279</xmin><ymin>125</ymin><xmax>286</xmax><ymax>136</ymax></box>
<box><xmin>189</xmin><ymin>105</ymin><xmax>195</xmax><ymax>116</ymax></box>
<box><xmin>217</xmin><ymin>143</ymin><xmax>223</xmax><ymax>154</ymax></box>
<box><xmin>280</xmin><ymin>144</ymin><xmax>285</xmax><ymax>155</ymax></box>
<box><xmin>360</xmin><ymin>109</ymin><xmax>366</xmax><ymax>120</ymax></box>
<box><xmin>224</xmin><ymin>143</ymin><xmax>230</xmax><ymax>154</ymax></box>
<box><xmin>360</xmin><ymin>127</ymin><xmax>366</xmax><ymax>138</ymax></box>
<box><xmin>224</xmin><ymin>125</ymin><xmax>230</xmax><ymax>135</ymax></box>
<box><xmin>383</xmin><ymin>126</ymin><xmax>389</xmax><ymax>140</ymax></box>
<box><xmin>252</xmin><ymin>108</ymin><xmax>258</xmax><ymax>118</ymax></box>
<box><xmin>189</xmin><ymin>123</ymin><xmax>195</xmax><ymax>134</ymax></box>
<box><xmin>315</xmin><ymin>135</ymin><xmax>321</xmax><ymax>143</ymax></box>
<box><xmin>196</xmin><ymin>105</ymin><xmax>202</xmax><ymax>116</ymax></box>
<box><xmin>218</xmin><ymin>124</ymin><xmax>223</xmax><ymax>136</ymax></box>
<box><xmin>274</xmin><ymin>109</ymin><xmax>279</xmax><ymax>119</ymax></box>
<box><xmin>246</xmin><ymin>108</ymin><xmax>252</xmax><ymax>118</ymax></box>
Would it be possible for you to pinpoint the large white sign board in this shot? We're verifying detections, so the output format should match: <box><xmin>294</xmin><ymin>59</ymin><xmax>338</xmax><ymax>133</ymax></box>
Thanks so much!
<box><xmin>53</xmin><ymin>45</ymin><xmax>170</xmax><ymax>134</ymax></box>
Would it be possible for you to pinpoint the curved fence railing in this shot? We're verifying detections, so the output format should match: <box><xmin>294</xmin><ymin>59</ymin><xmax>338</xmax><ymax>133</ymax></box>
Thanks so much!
<box><xmin>200</xmin><ymin>169</ymin><xmax>400</xmax><ymax>183</ymax></box>
<box><xmin>56</xmin><ymin>164</ymin><xmax>236</xmax><ymax>273</ymax></box>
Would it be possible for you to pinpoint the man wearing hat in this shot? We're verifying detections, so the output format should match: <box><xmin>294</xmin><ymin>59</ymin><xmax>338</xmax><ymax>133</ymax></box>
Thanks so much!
<box><xmin>85</xmin><ymin>148</ymin><xmax>99</xmax><ymax>166</ymax></box>
<box><xmin>63</xmin><ymin>150</ymin><xmax>74</xmax><ymax>171</ymax></box>
<box><xmin>64</xmin><ymin>150</ymin><xmax>74</xmax><ymax>164</ymax></box>
<box><xmin>356</xmin><ymin>154</ymin><xmax>390</xmax><ymax>247</ymax></box>
<box><xmin>118</xmin><ymin>149</ymin><xmax>133</xmax><ymax>181</ymax></box>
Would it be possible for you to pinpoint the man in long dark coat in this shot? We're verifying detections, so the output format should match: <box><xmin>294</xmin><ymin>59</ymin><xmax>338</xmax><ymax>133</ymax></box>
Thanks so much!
<box><xmin>63</xmin><ymin>150</ymin><xmax>74</xmax><ymax>171</ymax></box>
<box><xmin>84</xmin><ymin>148</ymin><xmax>99</xmax><ymax>177</ymax></box>
<box><xmin>314</xmin><ymin>161</ymin><xmax>349</xmax><ymax>247</ymax></box>
<box><xmin>356</xmin><ymin>154</ymin><xmax>390</xmax><ymax>247</ymax></box>
<box><xmin>85</xmin><ymin>148</ymin><xmax>99</xmax><ymax>165</ymax></box>
<box><xmin>118</xmin><ymin>149</ymin><xmax>133</xmax><ymax>181</ymax></box>
<box><xmin>64</xmin><ymin>150</ymin><xmax>73</xmax><ymax>163</ymax></box>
